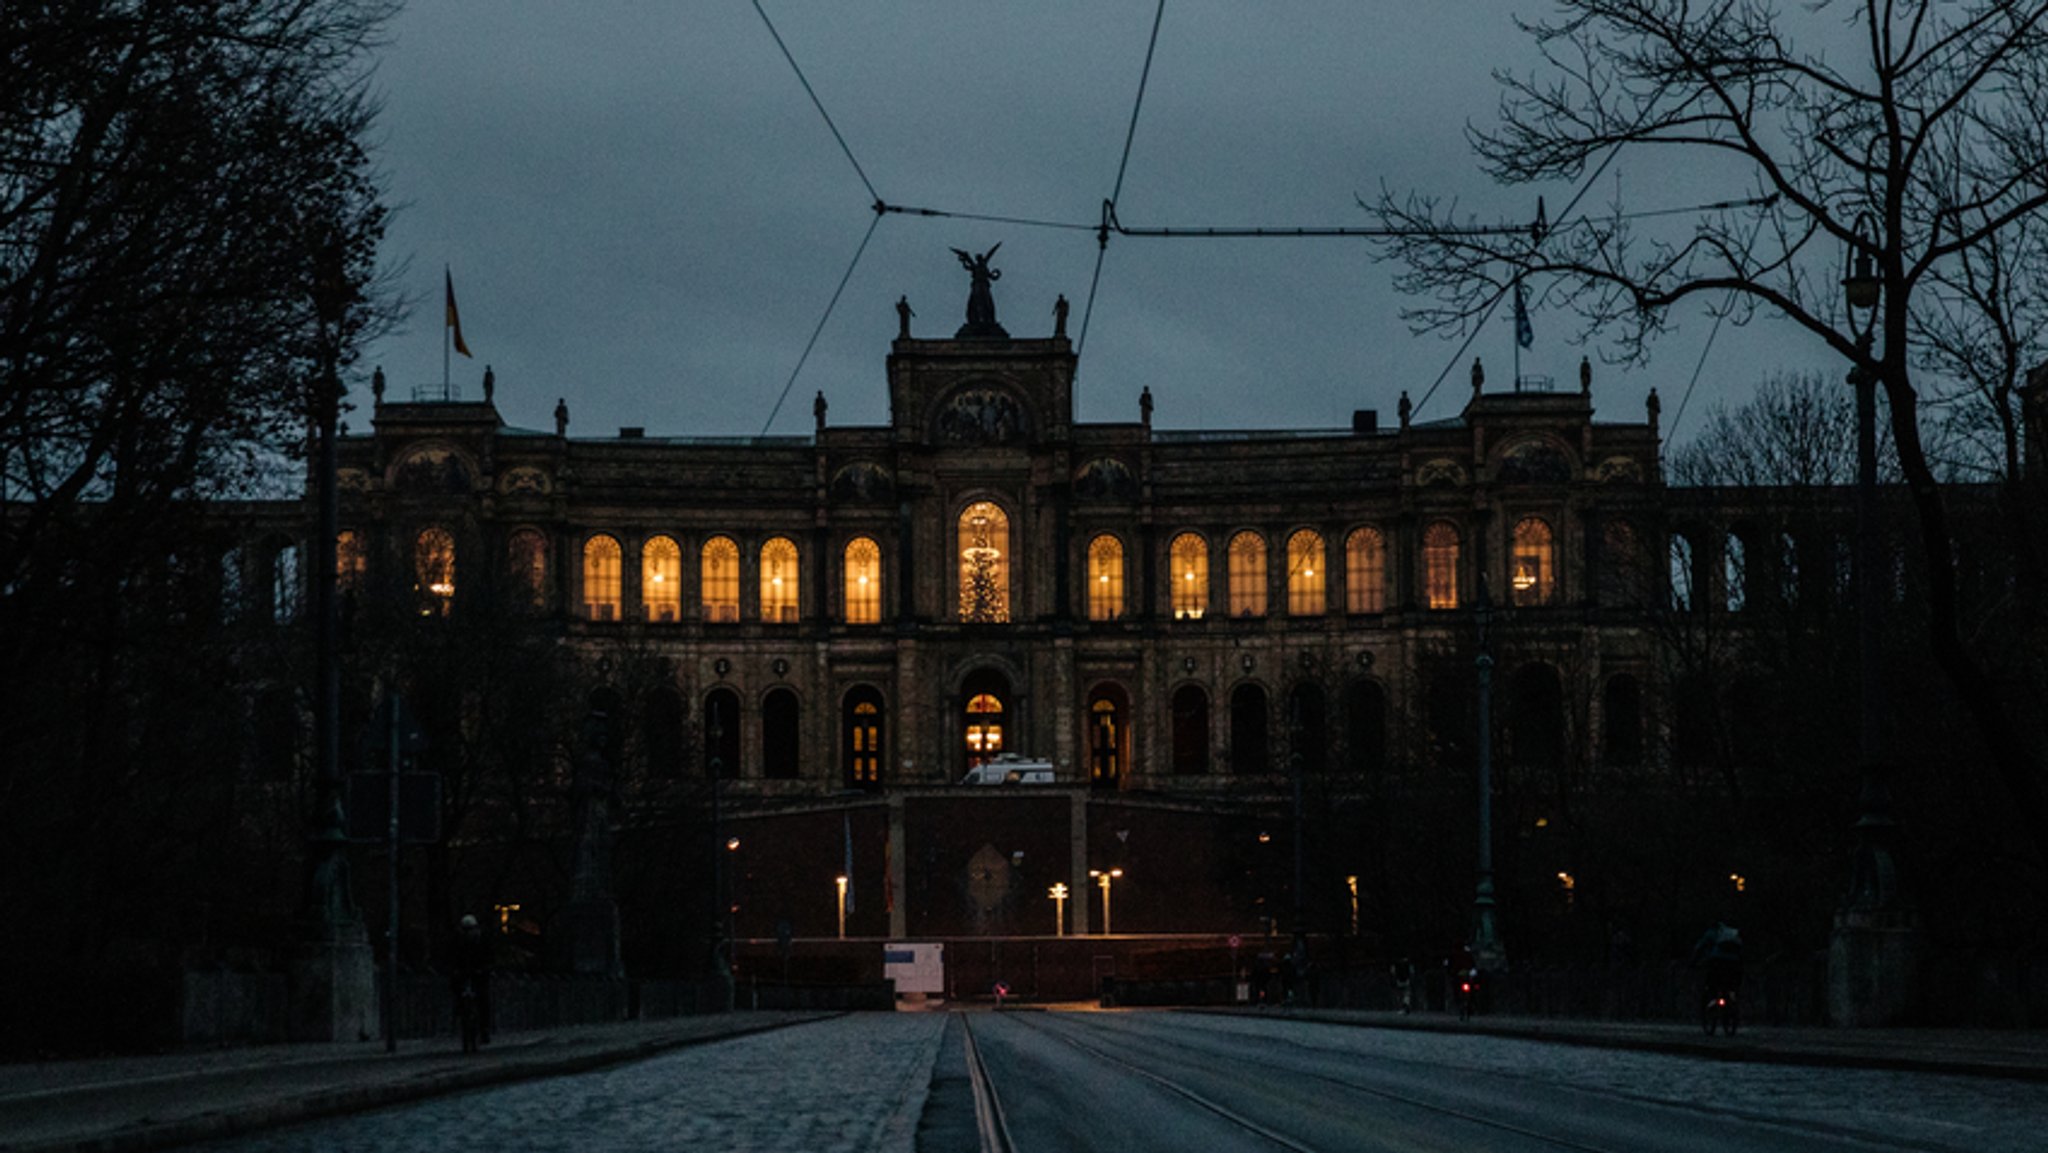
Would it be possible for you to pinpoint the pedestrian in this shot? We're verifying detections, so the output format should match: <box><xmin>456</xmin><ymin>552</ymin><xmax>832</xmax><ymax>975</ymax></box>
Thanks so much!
<box><xmin>452</xmin><ymin>914</ymin><xmax>493</xmax><ymax>1045</ymax></box>
<box><xmin>1390</xmin><ymin>957</ymin><xmax>1413</xmax><ymax>1013</ymax></box>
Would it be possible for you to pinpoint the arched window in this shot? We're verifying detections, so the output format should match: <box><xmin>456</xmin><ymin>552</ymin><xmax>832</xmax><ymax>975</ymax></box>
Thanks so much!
<box><xmin>507</xmin><ymin>529</ymin><xmax>549</xmax><ymax>614</ymax></box>
<box><xmin>843</xmin><ymin>688</ymin><xmax>884</xmax><ymax>790</ymax></box>
<box><xmin>1724</xmin><ymin>532</ymin><xmax>1747</xmax><ymax>612</ymax></box>
<box><xmin>958</xmin><ymin>502</ymin><xmax>1010</xmax><ymax>622</ymax></box>
<box><xmin>1669</xmin><ymin>532</ymin><xmax>1696</xmax><ymax>611</ymax></box>
<box><xmin>1229</xmin><ymin>683</ymin><xmax>1269</xmax><ymax>774</ymax></box>
<box><xmin>1286</xmin><ymin>529</ymin><xmax>1326</xmax><ymax>616</ymax></box>
<box><xmin>1423</xmin><ymin>521</ymin><xmax>1461</xmax><ymax>610</ymax></box>
<box><xmin>1343</xmin><ymin>679</ymin><xmax>1387</xmax><ymax>774</ymax></box>
<box><xmin>1427</xmin><ymin>665</ymin><xmax>1472</xmax><ymax>771</ymax></box>
<box><xmin>964</xmin><ymin>692</ymin><xmax>1005</xmax><ymax>765</ymax></box>
<box><xmin>642</xmin><ymin>535</ymin><xmax>681</xmax><ymax>622</ymax></box>
<box><xmin>1288</xmin><ymin>682</ymin><xmax>1328</xmax><ymax>773</ymax></box>
<box><xmin>221</xmin><ymin>545</ymin><xmax>249</xmax><ymax>622</ymax></box>
<box><xmin>1345</xmin><ymin>527</ymin><xmax>1386</xmax><ymax>614</ymax></box>
<box><xmin>1779</xmin><ymin>532</ymin><xmax>1800</xmax><ymax>608</ymax></box>
<box><xmin>762</xmin><ymin>688</ymin><xmax>799</xmax><ymax>779</ymax></box>
<box><xmin>1088</xmin><ymin>689</ymin><xmax>1127</xmax><ymax>788</ymax></box>
<box><xmin>843</xmin><ymin>537</ymin><xmax>882</xmax><ymax>624</ymax></box>
<box><xmin>1602</xmin><ymin>675</ymin><xmax>1643</xmax><ymax>768</ymax></box>
<box><xmin>1170</xmin><ymin>532</ymin><xmax>1209</xmax><ymax>620</ymax></box>
<box><xmin>1599</xmin><ymin>520</ymin><xmax>1639</xmax><ymax>607</ymax></box>
<box><xmin>1509</xmin><ymin>664</ymin><xmax>1566</xmax><ymax>772</ymax></box>
<box><xmin>582</xmin><ymin>534</ymin><xmax>621</xmax><ymax>621</ymax></box>
<box><xmin>760</xmin><ymin>536</ymin><xmax>799</xmax><ymax>623</ymax></box>
<box><xmin>701</xmin><ymin>536</ymin><xmax>739</xmax><ymax>622</ymax></box>
<box><xmin>1171</xmin><ymin>685</ymin><xmax>1209</xmax><ymax>775</ymax></box>
<box><xmin>703</xmin><ymin>688</ymin><xmax>740</xmax><ymax>778</ymax></box>
<box><xmin>1227</xmin><ymin>531</ymin><xmax>1267</xmax><ymax>617</ymax></box>
<box><xmin>644</xmin><ymin>686</ymin><xmax>684</xmax><ymax>777</ymax></box>
<box><xmin>1510</xmin><ymin>517</ymin><xmax>1556</xmax><ymax>606</ymax></box>
<box><xmin>414</xmin><ymin>527</ymin><xmax>456</xmax><ymax>617</ymax></box>
<box><xmin>1087</xmin><ymin>534</ymin><xmax>1125</xmax><ymax>621</ymax></box>
<box><xmin>336</xmin><ymin>529</ymin><xmax>367</xmax><ymax>594</ymax></box>
<box><xmin>270</xmin><ymin>541</ymin><xmax>301</xmax><ymax>624</ymax></box>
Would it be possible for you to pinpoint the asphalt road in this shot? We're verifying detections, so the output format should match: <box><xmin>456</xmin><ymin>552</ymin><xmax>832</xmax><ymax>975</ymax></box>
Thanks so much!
<box><xmin>954</xmin><ymin>1011</ymin><xmax>2048</xmax><ymax>1153</ymax></box>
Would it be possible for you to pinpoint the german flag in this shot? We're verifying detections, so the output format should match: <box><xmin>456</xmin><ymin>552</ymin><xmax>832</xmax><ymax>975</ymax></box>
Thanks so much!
<box><xmin>445</xmin><ymin>269</ymin><xmax>473</xmax><ymax>358</ymax></box>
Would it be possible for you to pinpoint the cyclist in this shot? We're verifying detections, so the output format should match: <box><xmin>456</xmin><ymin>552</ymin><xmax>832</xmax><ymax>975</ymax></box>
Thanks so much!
<box><xmin>452</xmin><ymin>914</ymin><xmax>493</xmax><ymax>1047</ymax></box>
<box><xmin>1691</xmin><ymin>920</ymin><xmax>1743</xmax><ymax>1028</ymax></box>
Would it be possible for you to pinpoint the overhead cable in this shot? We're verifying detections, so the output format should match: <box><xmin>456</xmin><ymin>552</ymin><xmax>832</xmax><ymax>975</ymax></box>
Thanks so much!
<box><xmin>752</xmin><ymin>0</ymin><xmax>880</xmax><ymax>204</ymax></box>
<box><xmin>760</xmin><ymin>213</ymin><xmax>882</xmax><ymax>435</ymax></box>
<box><xmin>1079</xmin><ymin>0</ymin><xmax>1169</xmax><ymax>361</ymax></box>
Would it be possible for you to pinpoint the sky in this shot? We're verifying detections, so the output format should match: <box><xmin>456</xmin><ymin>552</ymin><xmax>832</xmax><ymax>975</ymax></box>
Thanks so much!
<box><xmin>356</xmin><ymin>2</ymin><xmax>1850</xmax><ymax>444</ymax></box>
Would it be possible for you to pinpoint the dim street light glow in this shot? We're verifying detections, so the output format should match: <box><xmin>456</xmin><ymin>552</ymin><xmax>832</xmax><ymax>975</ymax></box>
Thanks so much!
<box><xmin>835</xmin><ymin>874</ymin><xmax>848</xmax><ymax>939</ymax></box>
<box><xmin>1048</xmin><ymin>882</ymin><xmax>1069</xmax><ymax>936</ymax></box>
<box><xmin>1088</xmin><ymin>868</ymin><xmax>1123</xmax><ymax>935</ymax></box>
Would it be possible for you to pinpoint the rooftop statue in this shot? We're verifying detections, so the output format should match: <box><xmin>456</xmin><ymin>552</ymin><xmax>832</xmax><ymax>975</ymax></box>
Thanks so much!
<box><xmin>952</xmin><ymin>243</ymin><xmax>1008</xmax><ymax>338</ymax></box>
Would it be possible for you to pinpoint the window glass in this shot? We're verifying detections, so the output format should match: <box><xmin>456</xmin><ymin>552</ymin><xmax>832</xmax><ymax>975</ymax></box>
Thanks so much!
<box><xmin>582</xmin><ymin>534</ymin><xmax>621</xmax><ymax>621</ymax></box>
<box><xmin>1510</xmin><ymin>518</ymin><xmax>1556</xmax><ymax>606</ymax></box>
<box><xmin>843</xmin><ymin>537</ymin><xmax>881</xmax><ymax>624</ymax></box>
<box><xmin>1170</xmin><ymin>533</ymin><xmax>1208</xmax><ymax>619</ymax></box>
<box><xmin>1227</xmin><ymin>531</ymin><xmax>1267</xmax><ymax>617</ymax></box>
<box><xmin>760</xmin><ymin>536</ymin><xmax>799</xmax><ymax>623</ymax></box>
<box><xmin>1423</xmin><ymin>522</ymin><xmax>1460</xmax><ymax>610</ymax></box>
<box><xmin>415</xmin><ymin>527</ymin><xmax>456</xmax><ymax>616</ymax></box>
<box><xmin>959</xmin><ymin>502</ymin><xmax>1010</xmax><ymax>622</ymax></box>
<box><xmin>702</xmin><ymin>536</ymin><xmax>739</xmax><ymax>622</ymax></box>
<box><xmin>1286</xmin><ymin>529</ymin><xmax>1325</xmax><ymax>616</ymax></box>
<box><xmin>643</xmin><ymin>535</ymin><xmax>681</xmax><ymax>622</ymax></box>
<box><xmin>1345</xmin><ymin>527</ymin><xmax>1385</xmax><ymax>614</ymax></box>
<box><xmin>1087</xmin><ymin>534</ymin><xmax>1125</xmax><ymax>621</ymax></box>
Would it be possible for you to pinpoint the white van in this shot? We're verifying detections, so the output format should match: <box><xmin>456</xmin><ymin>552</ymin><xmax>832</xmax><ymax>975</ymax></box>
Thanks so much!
<box><xmin>960</xmin><ymin>754</ymin><xmax>1057</xmax><ymax>785</ymax></box>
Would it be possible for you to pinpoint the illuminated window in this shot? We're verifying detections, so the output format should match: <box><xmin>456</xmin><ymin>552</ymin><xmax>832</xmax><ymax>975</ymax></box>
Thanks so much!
<box><xmin>641</xmin><ymin>535</ymin><xmax>681</xmax><ymax>622</ymax></box>
<box><xmin>1286</xmin><ymin>529</ymin><xmax>1326</xmax><ymax>616</ymax></box>
<box><xmin>414</xmin><ymin>527</ymin><xmax>456</xmax><ymax>616</ymax></box>
<box><xmin>1170</xmin><ymin>532</ymin><xmax>1209</xmax><ymax>619</ymax></box>
<box><xmin>843</xmin><ymin>537</ymin><xmax>881</xmax><ymax>624</ymax></box>
<box><xmin>958</xmin><ymin>502</ymin><xmax>1010</xmax><ymax>623</ymax></box>
<box><xmin>701</xmin><ymin>536</ymin><xmax>739</xmax><ymax>622</ymax></box>
<box><xmin>1510</xmin><ymin>517</ymin><xmax>1556</xmax><ymax>606</ymax></box>
<box><xmin>844</xmin><ymin>689</ymin><xmax>884</xmax><ymax>790</ymax></box>
<box><xmin>760</xmin><ymin>536</ymin><xmax>799</xmax><ymax>623</ymax></box>
<box><xmin>965</xmin><ymin>691</ymin><xmax>1004</xmax><ymax>765</ymax></box>
<box><xmin>1423</xmin><ymin>521</ymin><xmax>1460</xmax><ymax>609</ymax></box>
<box><xmin>336</xmin><ymin>529</ymin><xmax>366</xmax><ymax>593</ymax></box>
<box><xmin>507</xmin><ymin>529</ymin><xmax>548</xmax><ymax>613</ymax></box>
<box><xmin>1227</xmin><ymin>531</ymin><xmax>1267</xmax><ymax>617</ymax></box>
<box><xmin>582</xmin><ymin>534</ymin><xmax>621</xmax><ymax>621</ymax></box>
<box><xmin>1345</xmin><ymin>527</ymin><xmax>1385</xmax><ymax>614</ymax></box>
<box><xmin>1089</xmin><ymin>694</ymin><xmax>1125</xmax><ymax>788</ymax></box>
<box><xmin>1087</xmin><ymin>534</ymin><xmax>1125</xmax><ymax>621</ymax></box>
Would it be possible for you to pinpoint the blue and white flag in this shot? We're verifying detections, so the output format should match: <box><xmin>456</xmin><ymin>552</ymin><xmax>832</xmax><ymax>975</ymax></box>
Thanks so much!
<box><xmin>1513</xmin><ymin>279</ymin><xmax>1534</xmax><ymax>349</ymax></box>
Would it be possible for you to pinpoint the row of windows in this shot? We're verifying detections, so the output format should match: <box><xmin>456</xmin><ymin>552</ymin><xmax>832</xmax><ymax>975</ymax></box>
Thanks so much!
<box><xmin>338</xmin><ymin>512</ymin><xmax>1581</xmax><ymax>623</ymax></box>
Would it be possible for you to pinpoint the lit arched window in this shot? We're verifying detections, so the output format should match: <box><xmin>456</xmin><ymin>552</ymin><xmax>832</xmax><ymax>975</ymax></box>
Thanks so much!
<box><xmin>1087</xmin><ymin>534</ymin><xmax>1125</xmax><ymax>621</ymax></box>
<box><xmin>336</xmin><ymin>529</ymin><xmax>366</xmax><ymax>594</ymax></box>
<box><xmin>1286</xmin><ymin>529</ymin><xmax>1326</xmax><ymax>616</ymax></box>
<box><xmin>507</xmin><ymin>529</ymin><xmax>548</xmax><ymax>613</ymax></box>
<box><xmin>1423</xmin><ymin>521</ymin><xmax>1461</xmax><ymax>609</ymax></box>
<box><xmin>958</xmin><ymin>502</ymin><xmax>1010</xmax><ymax>623</ymax></box>
<box><xmin>643</xmin><ymin>535</ymin><xmax>681</xmax><ymax>622</ymax></box>
<box><xmin>1345</xmin><ymin>527</ymin><xmax>1385</xmax><ymax>614</ymax></box>
<box><xmin>1089</xmin><ymin>693</ymin><xmax>1125</xmax><ymax>788</ymax></box>
<box><xmin>1510</xmin><ymin>517</ymin><xmax>1556</xmax><ymax>606</ymax></box>
<box><xmin>965</xmin><ymin>691</ymin><xmax>1005</xmax><ymax>763</ymax></box>
<box><xmin>701</xmin><ymin>536</ymin><xmax>739</xmax><ymax>622</ymax></box>
<box><xmin>843</xmin><ymin>537</ymin><xmax>881</xmax><ymax>624</ymax></box>
<box><xmin>581</xmin><ymin>535</ymin><xmax>621</xmax><ymax>621</ymax></box>
<box><xmin>760</xmin><ymin>536</ymin><xmax>799</xmax><ymax>623</ymax></box>
<box><xmin>415</xmin><ymin>527</ymin><xmax>456</xmax><ymax>616</ymax></box>
<box><xmin>1724</xmin><ymin>532</ymin><xmax>1747</xmax><ymax>612</ymax></box>
<box><xmin>844</xmin><ymin>689</ymin><xmax>884</xmax><ymax>790</ymax></box>
<box><xmin>1170</xmin><ymin>532</ymin><xmax>1208</xmax><ymax>619</ymax></box>
<box><xmin>1227</xmin><ymin>531</ymin><xmax>1267</xmax><ymax>617</ymax></box>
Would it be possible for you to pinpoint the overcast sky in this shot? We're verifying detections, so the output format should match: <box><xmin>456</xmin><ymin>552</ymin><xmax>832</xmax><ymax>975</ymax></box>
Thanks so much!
<box><xmin>357</xmin><ymin>2</ymin><xmax>1847</xmax><ymax>444</ymax></box>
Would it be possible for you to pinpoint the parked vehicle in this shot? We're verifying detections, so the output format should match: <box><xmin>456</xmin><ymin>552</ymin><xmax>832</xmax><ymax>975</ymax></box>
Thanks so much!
<box><xmin>960</xmin><ymin>754</ymin><xmax>1057</xmax><ymax>785</ymax></box>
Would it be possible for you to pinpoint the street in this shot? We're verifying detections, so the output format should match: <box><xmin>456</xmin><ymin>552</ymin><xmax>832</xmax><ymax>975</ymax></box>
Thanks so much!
<box><xmin>187</xmin><ymin>1011</ymin><xmax>2047</xmax><ymax>1153</ymax></box>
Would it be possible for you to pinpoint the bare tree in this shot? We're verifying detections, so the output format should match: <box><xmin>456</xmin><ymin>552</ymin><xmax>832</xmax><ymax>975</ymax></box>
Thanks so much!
<box><xmin>1371</xmin><ymin>0</ymin><xmax>2048</xmax><ymax>867</ymax></box>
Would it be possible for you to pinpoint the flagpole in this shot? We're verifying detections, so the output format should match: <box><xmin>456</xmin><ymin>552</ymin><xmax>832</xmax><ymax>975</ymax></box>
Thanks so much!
<box><xmin>1512</xmin><ymin>276</ymin><xmax>1521</xmax><ymax>389</ymax></box>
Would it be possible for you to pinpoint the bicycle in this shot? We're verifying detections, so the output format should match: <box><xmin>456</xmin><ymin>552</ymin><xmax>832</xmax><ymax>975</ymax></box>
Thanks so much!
<box><xmin>1700</xmin><ymin>987</ymin><xmax>1739</xmax><ymax>1036</ymax></box>
<box><xmin>1456</xmin><ymin>972</ymin><xmax>1477</xmax><ymax>1021</ymax></box>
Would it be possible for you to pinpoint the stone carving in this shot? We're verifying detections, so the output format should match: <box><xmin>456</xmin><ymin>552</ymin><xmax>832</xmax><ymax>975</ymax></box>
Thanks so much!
<box><xmin>390</xmin><ymin>444</ymin><xmax>473</xmax><ymax>493</ymax></box>
<box><xmin>337</xmin><ymin>467</ymin><xmax>371</xmax><ymax>493</ymax></box>
<box><xmin>952</xmin><ymin>244</ymin><xmax>1008</xmax><ymax>338</ymax></box>
<box><xmin>830</xmin><ymin>461</ymin><xmax>895</xmax><ymax>502</ymax></box>
<box><xmin>1074</xmin><ymin>457</ymin><xmax>1137</xmax><ymax>500</ymax></box>
<box><xmin>1594</xmin><ymin>455</ymin><xmax>1645</xmax><ymax>484</ymax></box>
<box><xmin>1496</xmin><ymin>439</ymin><xmax>1574</xmax><ymax>485</ymax></box>
<box><xmin>936</xmin><ymin>387</ymin><xmax>1027</xmax><ymax>445</ymax></box>
<box><xmin>1416</xmin><ymin>458</ymin><xmax>1468</xmax><ymax>488</ymax></box>
<box><xmin>498</xmin><ymin>466</ymin><xmax>552</xmax><ymax>496</ymax></box>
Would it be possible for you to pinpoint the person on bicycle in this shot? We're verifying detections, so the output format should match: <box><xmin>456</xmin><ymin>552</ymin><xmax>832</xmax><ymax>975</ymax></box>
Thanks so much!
<box><xmin>1691</xmin><ymin>920</ymin><xmax>1743</xmax><ymax>1006</ymax></box>
<box><xmin>452</xmin><ymin>913</ymin><xmax>493</xmax><ymax>1045</ymax></box>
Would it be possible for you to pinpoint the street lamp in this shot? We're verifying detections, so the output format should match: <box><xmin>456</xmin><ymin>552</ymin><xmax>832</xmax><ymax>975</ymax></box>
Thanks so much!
<box><xmin>1089</xmin><ymin>868</ymin><xmax>1123</xmax><ymax>935</ymax></box>
<box><xmin>1471</xmin><ymin>573</ymin><xmax>1505</xmax><ymax>973</ymax></box>
<box><xmin>1049</xmin><ymin>883</ymin><xmax>1069</xmax><ymax>936</ymax></box>
<box><xmin>836</xmin><ymin>874</ymin><xmax>849</xmax><ymax>940</ymax></box>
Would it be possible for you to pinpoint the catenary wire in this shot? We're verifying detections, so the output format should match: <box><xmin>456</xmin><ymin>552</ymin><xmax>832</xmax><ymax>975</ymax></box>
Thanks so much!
<box><xmin>1665</xmin><ymin>208</ymin><xmax>1774</xmax><ymax>442</ymax></box>
<box><xmin>759</xmin><ymin>213</ymin><xmax>882</xmax><ymax>435</ymax></box>
<box><xmin>1078</xmin><ymin>0</ymin><xmax>1169</xmax><ymax>362</ymax></box>
<box><xmin>751</xmin><ymin>0</ymin><xmax>880</xmax><ymax>204</ymax></box>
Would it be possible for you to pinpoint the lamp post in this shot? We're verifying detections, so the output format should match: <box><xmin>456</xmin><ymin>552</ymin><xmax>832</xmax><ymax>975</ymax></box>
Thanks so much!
<box><xmin>1049</xmin><ymin>883</ymin><xmax>1069</xmax><ymax>936</ymax></box>
<box><xmin>1829</xmin><ymin>212</ymin><xmax>1917</xmax><ymax>1025</ymax></box>
<box><xmin>1089</xmin><ymin>868</ymin><xmax>1123</xmax><ymax>935</ymax></box>
<box><xmin>835</xmin><ymin>874</ymin><xmax>849</xmax><ymax>939</ymax></box>
<box><xmin>1470</xmin><ymin>573</ymin><xmax>1505</xmax><ymax>973</ymax></box>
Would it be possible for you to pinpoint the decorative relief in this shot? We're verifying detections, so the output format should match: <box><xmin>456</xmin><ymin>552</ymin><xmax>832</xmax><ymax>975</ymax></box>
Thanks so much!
<box><xmin>936</xmin><ymin>387</ymin><xmax>1028</xmax><ymax>446</ymax></box>
<box><xmin>1415</xmin><ymin>458</ymin><xmax>1468</xmax><ymax>488</ymax></box>
<box><xmin>1594</xmin><ymin>455</ymin><xmax>1645</xmax><ymax>484</ymax></box>
<box><xmin>1496</xmin><ymin>438</ymin><xmax>1574</xmax><ymax>485</ymax></box>
<box><xmin>830</xmin><ymin>461</ymin><xmax>895</xmax><ymax>502</ymax></box>
<box><xmin>337</xmin><ymin>467</ymin><xmax>371</xmax><ymax>493</ymax></box>
<box><xmin>1073</xmin><ymin>457</ymin><xmax>1136</xmax><ymax>500</ymax></box>
<box><xmin>498</xmin><ymin>466</ymin><xmax>552</xmax><ymax>496</ymax></box>
<box><xmin>389</xmin><ymin>444</ymin><xmax>474</xmax><ymax>494</ymax></box>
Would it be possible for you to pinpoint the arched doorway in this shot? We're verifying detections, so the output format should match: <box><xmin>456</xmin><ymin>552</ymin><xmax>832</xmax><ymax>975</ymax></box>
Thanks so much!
<box><xmin>703</xmin><ymin>688</ymin><xmax>740</xmax><ymax>779</ymax></box>
<box><xmin>1171</xmin><ymin>685</ymin><xmax>1209</xmax><ymax>775</ymax></box>
<box><xmin>761</xmin><ymin>688</ymin><xmax>799</xmax><ymax>779</ymax></box>
<box><xmin>1288</xmin><ymin>682</ymin><xmax>1327</xmax><ymax>774</ymax></box>
<box><xmin>842</xmin><ymin>685</ymin><xmax>885</xmax><ymax>791</ymax></box>
<box><xmin>1087</xmin><ymin>683</ymin><xmax>1129</xmax><ymax>789</ymax></box>
<box><xmin>960</xmin><ymin>669</ymin><xmax>1011</xmax><ymax>772</ymax></box>
<box><xmin>1230</xmin><ymin>683</ymin><xmax>1269</xmax><ymax>775</ymax></box>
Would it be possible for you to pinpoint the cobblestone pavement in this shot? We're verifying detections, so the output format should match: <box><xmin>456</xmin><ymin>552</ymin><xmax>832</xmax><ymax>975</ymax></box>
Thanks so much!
<box><xmin>191</xmin><ymin>1014</ymin><xmax>946</xmax><ymax>1153</ymax></box>
<box><xmin>1147</xmin><ymin>1012</ymin><xmax>2048</xmax><ymax>1152</ymax></box>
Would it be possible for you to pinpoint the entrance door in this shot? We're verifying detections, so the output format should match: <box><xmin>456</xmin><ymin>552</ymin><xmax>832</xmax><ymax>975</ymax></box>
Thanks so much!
<box><xmin>960</xmin><ymin>669</ymin><xmax>1011</xmax><ymax>772</ymax></box>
